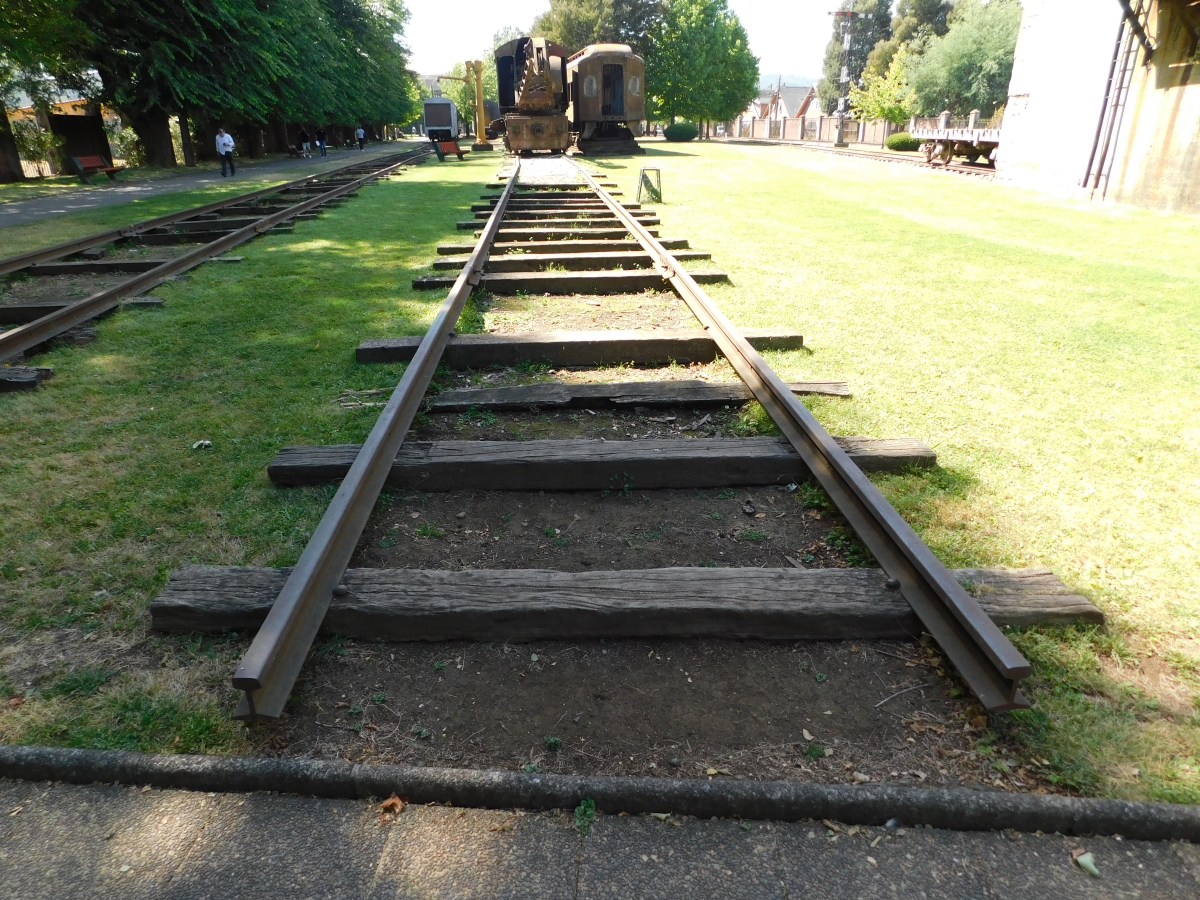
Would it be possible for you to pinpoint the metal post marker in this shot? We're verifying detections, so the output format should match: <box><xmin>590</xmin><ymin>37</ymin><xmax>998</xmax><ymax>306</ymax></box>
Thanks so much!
<box><xmin>636</xmin><ymin>168</ymin><xmax>661</xmax><ymax>204</ymax></box>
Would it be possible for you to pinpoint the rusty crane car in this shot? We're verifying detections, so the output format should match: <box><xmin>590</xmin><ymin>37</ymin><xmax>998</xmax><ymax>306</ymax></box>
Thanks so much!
<box><xmin>493</xmin><ymin>36</ymin><xmax>571</xmax><ymax>154</ymax></box>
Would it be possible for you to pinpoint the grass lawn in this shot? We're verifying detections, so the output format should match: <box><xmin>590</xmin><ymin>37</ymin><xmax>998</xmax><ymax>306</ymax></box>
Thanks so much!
<box><xmin>2</xmin><ymin>141</ymin><xmax>1198</xmax><ymax>803</ymax></box>
<box><xmin>0</xmin><ymin>146</ymin><xmax>407</xmax><ymax>259</ymax></box>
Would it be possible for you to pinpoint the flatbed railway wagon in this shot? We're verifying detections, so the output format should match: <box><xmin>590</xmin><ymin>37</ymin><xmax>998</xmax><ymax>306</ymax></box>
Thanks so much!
<box><xmin>566</xmin><ymin>43</ymin><xmax>646</xmax><ymax>155</ymax></box>
<box><xmin>911</xmin><ymin>113</ymin><xmax>999</xmax><ymax>167</ymax></box>
<box><xmin>494</xmin><ymin>37</ymin><xmax>571</xmax><ymax>153</ymax></box>
<box><xmin>423</xmin><ymin>96</ymin><xmax>462</xmax><ymax>143</ymax></box>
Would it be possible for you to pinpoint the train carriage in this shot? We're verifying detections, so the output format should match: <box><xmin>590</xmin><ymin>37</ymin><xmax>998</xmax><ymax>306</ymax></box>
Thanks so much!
<box><xmin>566</xmin><ymin>44</ymin><xmax>645</xmax><ymax>155</ymax></box>
<box><xmin>422</xmin><ymin>97</ymin><xmax>461</xmax><ymax>143</ymax></box>
<box><xmin>493</xmin><ymin>37</ymin><xmax>571</xmax><ymax>153</ymax></box>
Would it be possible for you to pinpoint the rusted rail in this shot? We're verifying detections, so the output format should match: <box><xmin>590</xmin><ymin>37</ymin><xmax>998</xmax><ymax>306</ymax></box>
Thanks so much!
<box><xmin>230</xmin><ymin>160</ymin><xmax>521</xmax><ymax>720</ymax></box>
<box><xmin>0</xmin><ymin>146</ymin><xmax>431</xmax><ymax>363</ymax></box>
<box><xmin>569</xmin><ymin>160</ymin><xmax>1030</xmax><ymax>710</ymax></box>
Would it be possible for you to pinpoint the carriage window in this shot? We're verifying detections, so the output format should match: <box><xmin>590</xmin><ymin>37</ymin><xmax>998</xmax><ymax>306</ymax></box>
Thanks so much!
<box><xmin>602</xmin><ymin>64</ymin><xmax>624</xmax><ymax>117</ymax></box>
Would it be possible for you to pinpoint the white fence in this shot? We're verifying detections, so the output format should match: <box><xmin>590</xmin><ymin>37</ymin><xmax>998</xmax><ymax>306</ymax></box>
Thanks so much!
<box><xmin>727</xmin><ymin>115</ymin><xmax>899</xmax><ymax>148</ymax></box>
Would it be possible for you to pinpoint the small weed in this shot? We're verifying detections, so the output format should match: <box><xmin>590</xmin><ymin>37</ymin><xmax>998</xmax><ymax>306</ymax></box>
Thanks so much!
<box><xmin>553</xmin><ymin>537</ymin><xmax>569</xmax><ymax>547</ymax></box>
<box><xmin>740</xmin><ymin>821</ymin><xmax>753</xmax><ymax>832</ymax></box>
<box><xmin>709</xmin><ymin>511</ymin><xmax>723</xmax><ymax>520</ymax></box>
<box><xmin>718</xmin><ymin>489</ymin><xmax>737</xmax><ymax>500</ymax></box>
<box><xmin>415</xmin><ymin>524</ymin><xmax>444</xmax><ymax>538</ymax></box>
<box><xmin>730</xmin><ymin>402</ymin><xmax>779</xmax><ymax>437</ymax></box>
<box><xmin>739</xmin><ymin>529</ymin><xmax>768</xmax><ymax>542</ymax></box>
<box><xmin>544</xmin><ymin>527</ymin><xmax>556</xmax><ymax>536</ymax></box>
<box><xmin>1</xmin><ymin>561</ymin><xmax>18</xmax><ymax>580</ymax></box>
<box><xmin>796</xmin><ymin>482</ymin><xmax>831</xmax><ymax>510</ymax></box>
<box><xmin>635</xmin><ymin>530</ymin><xmax>661</xmax><ymax>542</ymax></box>
<box><xmin>699</xmin><ymin>560</ymin><xmax>718</xmax><ymax>567</ymax></box>
<box><xmin>460</xmin><ymin>406</ymin><xmax>498</xmax><ymax>427</ymax></box>
<box><xmin>523</xmin><ymin>763</ymin><xmax>541</xmax><ymax>774</ymax></box>
<box><xmin>826</xmin><ymin>525</ymin><xmax>873</xmax><ymax>566</ymax></box>
<box><xmin>502</xmin><ymin>513</ymin><xmax>514</xmax><ymax>522</ymax></box>
<box><xmin>545</xmin><ymin>735</ymin><xmax>563</xmax><ymax>751</ymax></box>
<box><xmin>411</xmin><ymin>725</ymin><xmax>431</xmax><ymax>739</ymax></box>
<box><xmin>514</xmin><ymin>359</ymin><xmax>551</xmax><ymax>376</ymax></box>
<box><xmin>45</xmin><ymin>668</ymin><xmax>114</xmax><ymax>698</ymax></box>
<box><xmin>379</xmin><ymin>526</ymin><xmax>399</xmax><ymax>549</ymax></box>
<box><xmin>315</xmin><ymin>637</ymin><xmax>348</xmax><ymax>658</ymax></box>
<box><xmin>456</xmin><ymin>292</ymin><xmax>491</xmax><ymax>334</ymax></box>
<box><xmin>603</xmin><ymin>472</ymin><xmax>634</xmax><ymax>498</ymax></box>
<box><xmin>814</xmin><ymin>672</ymin><xmax>827</xmax><ymax>683</ymax></box>
<box><xmin>372</xmin><ymin>693</ymin><xmax>386</xmax><ymax>705</ymax></box>
<box><xmin>348</xmin><ymin>704</ymin><xmax>363</xmax><ymax>718</ymax></box>
<box><xmin>574</xmin><ymin>798</ymin><xmax>596</xmax><ymax>835</ymax></box>
<box><xmin>434</xmin><ymin>661</ymin><xmax>446</xmax><ymax>671</ymax></box>
<box><xmin>806</xmin><ymin>743</ymin><xmax>826</xmax><ymax>760</ymax></box>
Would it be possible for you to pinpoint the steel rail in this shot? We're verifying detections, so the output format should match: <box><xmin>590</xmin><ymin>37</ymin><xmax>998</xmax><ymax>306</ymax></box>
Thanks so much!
<box><xmin>0</xmin><ymin>147</ymin><xmax>427</xmax><ymax>277</ymax></box>
<box><xmin>570</xmin><ymin>160</ymin><xmax>1030</xmax><ymax>711</ymax></box>
<box><xmin>0</xmin><ymin>147</ymin><xmax>431</xmax><ymax>364</ymax></box>
<box><xmin>230</xmin><ymin>161</ymin><xmax>522</xmax><ymax>720</ymax></box>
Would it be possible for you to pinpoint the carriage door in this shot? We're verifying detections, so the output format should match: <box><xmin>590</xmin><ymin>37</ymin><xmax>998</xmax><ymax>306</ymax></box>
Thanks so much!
<box><xmin>601</xmin><ymin>64</ymin><xmax>625</xmax><ymax>117</ymax></box>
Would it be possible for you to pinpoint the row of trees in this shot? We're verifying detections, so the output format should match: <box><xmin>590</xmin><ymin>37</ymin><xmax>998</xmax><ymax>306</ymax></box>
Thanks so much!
<box><xmin>820</xmin><ymin>0</ymin><xmax>1022</xmax><ymax>122</ymax></box>
<box><xmin>502</xmin><ymin>0</ymin><xmax>758</xmax><ymax>128</ymax></box>
<box><xmin>0</xmin><ymin>0</ymin><xmax>421</xmax><ymax>180</ymax></box>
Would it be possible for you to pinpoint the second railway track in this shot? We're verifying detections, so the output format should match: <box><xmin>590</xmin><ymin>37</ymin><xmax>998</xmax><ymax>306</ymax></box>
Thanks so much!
<box><xmin>0</xmin><ymin>144</ymin><xmax>433</xmax><ymax>388</ymax></box>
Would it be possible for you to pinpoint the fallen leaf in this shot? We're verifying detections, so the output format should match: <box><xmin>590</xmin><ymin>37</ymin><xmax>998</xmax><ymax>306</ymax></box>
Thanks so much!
<box><xmin>716</xmin><ymin>768</ymin><xmax>733</xmax><ymax>776</ymax></box>
<box><xmin>706</xmin><ymin>767</ymin><xmax>718</xmax><ymax>776</ymax></box>
<box><xmin>7</xmin><ymin>697</ymin><xmax>23</xmax><ymax>709</ymax></box>
<box><xmin>650</xmin><ymin>812</ymin><xmax>670</xmax><ymax>821</ymax></box>
<box><xmin>821</xmin><ymin>819</ymin><xmax>842</xmax><ymax>833</ymax></box>
<box><xmin>867</xmin><ymin>856</ymin><xmax>878</xmax><ymax>867</ymax></box>
<box><xmin>852</xmin><ymin>772</ymin><xmax>871</xmax><ymax>784</ymax></box>
<box><xmin>870</xmin><ymin>835</ymin><xmax>883</xmax><ymax>848</ymax></box>
<box><xmin>378</xmin><ymin>795</ymin><xmax>405</xmax><ymax>815</ymax></box>
<box><xmin>1071</xmin><ymin>848</ymin><xmax>1100</xmax><ymax>877</ymax></box>
<box><xmin>803</xmin><ymin>728</ymin><xmax>815</xmax><ymax>742</ymax></box>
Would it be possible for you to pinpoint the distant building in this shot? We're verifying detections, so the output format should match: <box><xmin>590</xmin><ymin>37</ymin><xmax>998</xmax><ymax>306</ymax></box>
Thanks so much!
<box><xmin>998</xmin><ymin>0</ymin><xmax>1200</xmax><ymax>213</ymax></box>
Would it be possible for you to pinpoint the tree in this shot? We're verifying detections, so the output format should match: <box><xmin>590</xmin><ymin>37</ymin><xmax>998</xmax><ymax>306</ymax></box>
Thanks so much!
<box><xmin>0</xmin><ymin>0</ymin><xmax>93</xmax><ymax>181</ymax></box>
<box><xmin>816</xmin><ymin>0</ymin><xmax>892</xmax><ymax>114</ymax></box>
<box><xmin>864</xmin><ymin>0</ymin><xmax>952</xmax><ymax>76</ymax></box>
<box><xmin>646</xmin><ymin>0</ymin><xmax>758</xmax><ymax>125</ymax></box>
<box><xmin>905</xmin><ymin>0</ymin><xmax>1022</xmax><ymax>116</ymax></box>
<box><xmin>531</xmin><ymin>0</ymin><xmax>664</xmax><ymax>56</ymax></box>
<box><xmin>850</xmin><ymin>45</ymin><xmax>915</xmax><ymax>124</ymax></box>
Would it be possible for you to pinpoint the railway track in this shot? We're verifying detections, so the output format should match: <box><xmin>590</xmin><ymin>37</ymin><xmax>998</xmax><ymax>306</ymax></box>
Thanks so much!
<box><xmin>725</xmin><ymin>137</ymin><xmax>997</xmax><ymax>177</ymax></box>
<box><xmin>154</xmin><ymin>154</ymin><xmax>1040</xmax><ymax>723</ymax></box>
<box><xmin>0</xmin><ymin>144</ymin><xmax>433</xmax><ymax>386</ymax></box>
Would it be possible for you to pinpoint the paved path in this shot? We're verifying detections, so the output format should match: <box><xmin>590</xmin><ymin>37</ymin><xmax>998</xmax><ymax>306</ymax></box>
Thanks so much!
<box><xmin>2</xmin><ymin>779</ymin><xmax>1196</xmax><ymax>898</ymax></box>
<box><xmin>0</xmin><ymin>145</ymin><xmax>413</xmax><ymax>228</ymax></box>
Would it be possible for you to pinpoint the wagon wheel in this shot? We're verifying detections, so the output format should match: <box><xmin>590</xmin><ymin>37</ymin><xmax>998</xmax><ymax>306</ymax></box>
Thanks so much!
<box><xmin>937</xmin><ymin>143</ymin><xmax>954</xmax><ymax>167</ymax></box>
<box><xmin>923</xmin><ymin>141</ymin><xmax>935</xmax><ymax>164</ymax></box>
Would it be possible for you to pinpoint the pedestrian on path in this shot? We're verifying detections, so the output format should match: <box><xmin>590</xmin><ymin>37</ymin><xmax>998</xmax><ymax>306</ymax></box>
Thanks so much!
<box><xmin>356</xmin><ymin>126</ymin><xmax>366</xmax><ymax>151</ymax></box>
<box><xmin>298</xmin><ymin>128</ymin><xmax>311</xmax><ymax>157</ymax></box>
<box><xmin>216</xmin><ymin>128</ymin><xmax>236</xmax><ymax>176</ymax></box>
<box><xmin>315</xmin><ymin>126</ymin><xmax>327</xmax><ymax>157</ymax></box>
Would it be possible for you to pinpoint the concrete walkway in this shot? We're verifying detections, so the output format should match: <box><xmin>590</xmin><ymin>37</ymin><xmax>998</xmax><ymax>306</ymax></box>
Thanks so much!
<box><xmin>0</xmin><ymin>144</ymin><xmax>414</xmax><ymax>228</ymax></box>
<box><xmin>2</xmin><ymin>779</ymin><xmax>1196</xmax><ymax>899</ymax></box>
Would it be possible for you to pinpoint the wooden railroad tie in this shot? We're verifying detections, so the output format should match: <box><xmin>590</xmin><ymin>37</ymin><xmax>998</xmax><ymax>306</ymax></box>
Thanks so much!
<box><xmin>437</xmin><ymin>238</ymin><xmax>690</xmax><ymax>255</ymax></box>
<box><xmin>414</xmin><ymin>269</ymin><xmax>728</xmax><ymax>293</ymax></box>
<box><xmin>356</xmin><ymin>328</ymin><xmax>803</xmax><ymax>367</ymax></box>
<box><xmin>152</xmin><ymin>565</ymin><xmax>1103</xmax><ymax>641</ymax></box>
<box><xmin>265</xmin><ymin>436</ymin><xmax>935</xmax><ymax>489</ymax></box>
<box><xmin>422</xmin><ymin>379</ymin><xmax>851</xmax><ymax>411</ymax></box>
<box><xmin>432</xmin><ymin>249</ymin><xmax>712</xmax><ymax>272</ymax></box>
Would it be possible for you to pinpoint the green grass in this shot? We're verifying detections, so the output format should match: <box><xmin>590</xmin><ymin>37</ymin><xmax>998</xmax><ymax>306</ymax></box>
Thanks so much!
<box><xmin>0</xmin><ymin>154</ymin><xmax>491</xmax><ymax>745</ymax></box>
<box><xmin>2</xmin><ymin>140</ymin><xmax>1198</xmax><ymax>802</ymax></box>
<box><xmin>592</xmin><ymin>141</ymin><xmax>1200</xmax><ymax>802</ymax></box>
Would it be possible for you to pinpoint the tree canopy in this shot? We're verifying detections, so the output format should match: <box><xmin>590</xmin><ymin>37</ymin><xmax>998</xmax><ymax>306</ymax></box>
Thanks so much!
<box><xmin>905</xmin><ymin>0</ymin><xmax>1022</xmax><ymax>116</ymax></box>
<box><xmin>864</xmin><ymin>0</ymin><xmax>952</xmax><ymax>76</ymax></box>
<box><xmin>0</xmin><ymin>0</ymin><xmax>420</xmax><ymax>174</ymax></box>
<box><xmin>849</xmin><ymin>45</ymin><xmax>916</xmax><ymax>125</ymax></box>
<box><xmin>645</xmin><ymin>0</ymin><xmax>758</xmax><ymax>124</ymax></box>
<box><xmin>531</xmin><ymin>0</ymin><xmax>664</xmax><ymax>56</ymax></box>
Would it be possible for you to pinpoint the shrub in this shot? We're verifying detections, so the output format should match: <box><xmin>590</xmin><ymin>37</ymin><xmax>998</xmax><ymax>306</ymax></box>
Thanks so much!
<box><xmin>885</xmin><ymin>132</ymin><xmax>921</xmax><ymax>152</ymax></box>
<box><xmin>663</xmin><ymin>122</ymin><xmax>699</xmax><ymax>142</ymax></box>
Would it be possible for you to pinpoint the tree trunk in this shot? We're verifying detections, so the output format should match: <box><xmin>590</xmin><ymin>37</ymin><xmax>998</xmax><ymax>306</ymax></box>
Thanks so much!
<box><xmin>0</xmin><ymin>112</ymin><xmax>26</xmax><ymax>183</ymax></box>
<box><xmin>192</xmin><ymin>119</ymin><xmax>218</xmax><ymax>161</ymax></box>
<box><xmin>239</xmin><ymin>124</ymin><xmax>264</xmax><ymax>158</ymax></box>
<box><xmin>178</xmin><ymin>105</ymin><xmax>196</xmax><ymax>166</ymax></box>
<box><xmin>131</xmin><ymin>107</ymin><xmax>176</xmax><ymax>167</ymax></box>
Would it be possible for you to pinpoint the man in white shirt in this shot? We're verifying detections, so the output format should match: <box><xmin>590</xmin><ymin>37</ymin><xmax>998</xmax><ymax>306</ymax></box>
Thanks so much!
<box><xmin>356</xmin><ymin>126</ymin><xmax>365</xmax><ymax>151</ymax></box>
<box><xmin>216</xmin><ymin>128</ymin><xmax>236</xmax><ymax>176</ymax></box>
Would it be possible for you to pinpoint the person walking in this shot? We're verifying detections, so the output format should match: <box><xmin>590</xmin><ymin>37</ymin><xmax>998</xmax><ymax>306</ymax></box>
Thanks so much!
<box><xmin>356</xmin><ymin>126</ymin><xmax>366</xmax><ymax>151</ymax></box>
<box><xmin>315</xmin><ymin>126</ymin><xmax>327</xmax><ymax>157</ymax></box>
<box><xmin>297</xmin><ymin>127</ymin><xmax>311</xmax><ymax>157</ymax></box>
<box><xmin>216</xmin><ymin>128</ymin><xmax>236</xmax><ymax>176</ymax></box>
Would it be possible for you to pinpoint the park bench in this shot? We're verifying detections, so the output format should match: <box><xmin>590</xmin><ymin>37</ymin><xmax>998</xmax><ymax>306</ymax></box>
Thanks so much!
<box><xmin>433</xmin><ymin>140</ymin><xmax>469</xmax><ymax>161</ymax></box>
<box><xmin>70</xmin><ymin>155</ymin><xmax>126</xmax><ymax>184</ymax></box>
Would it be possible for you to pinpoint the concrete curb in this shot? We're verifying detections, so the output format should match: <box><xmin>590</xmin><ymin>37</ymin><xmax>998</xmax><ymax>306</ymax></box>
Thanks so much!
<box><xmin>2</xmin><ymin>745</ymin><xmax>1196</xmax><ymax>842</ymax></box>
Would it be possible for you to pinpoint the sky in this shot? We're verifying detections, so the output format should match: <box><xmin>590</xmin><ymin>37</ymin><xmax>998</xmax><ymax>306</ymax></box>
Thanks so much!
<box><xmin>403</xmin><ymin>0</ymin><xmax>842</xmax><ymax>82</ymax></box>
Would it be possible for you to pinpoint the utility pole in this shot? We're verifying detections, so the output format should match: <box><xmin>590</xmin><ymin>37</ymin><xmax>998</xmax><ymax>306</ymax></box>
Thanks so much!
<box><xmin>829</xmin><ymin>10</ymin><xmax>858</xmax><ymax>148</ymax></box>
